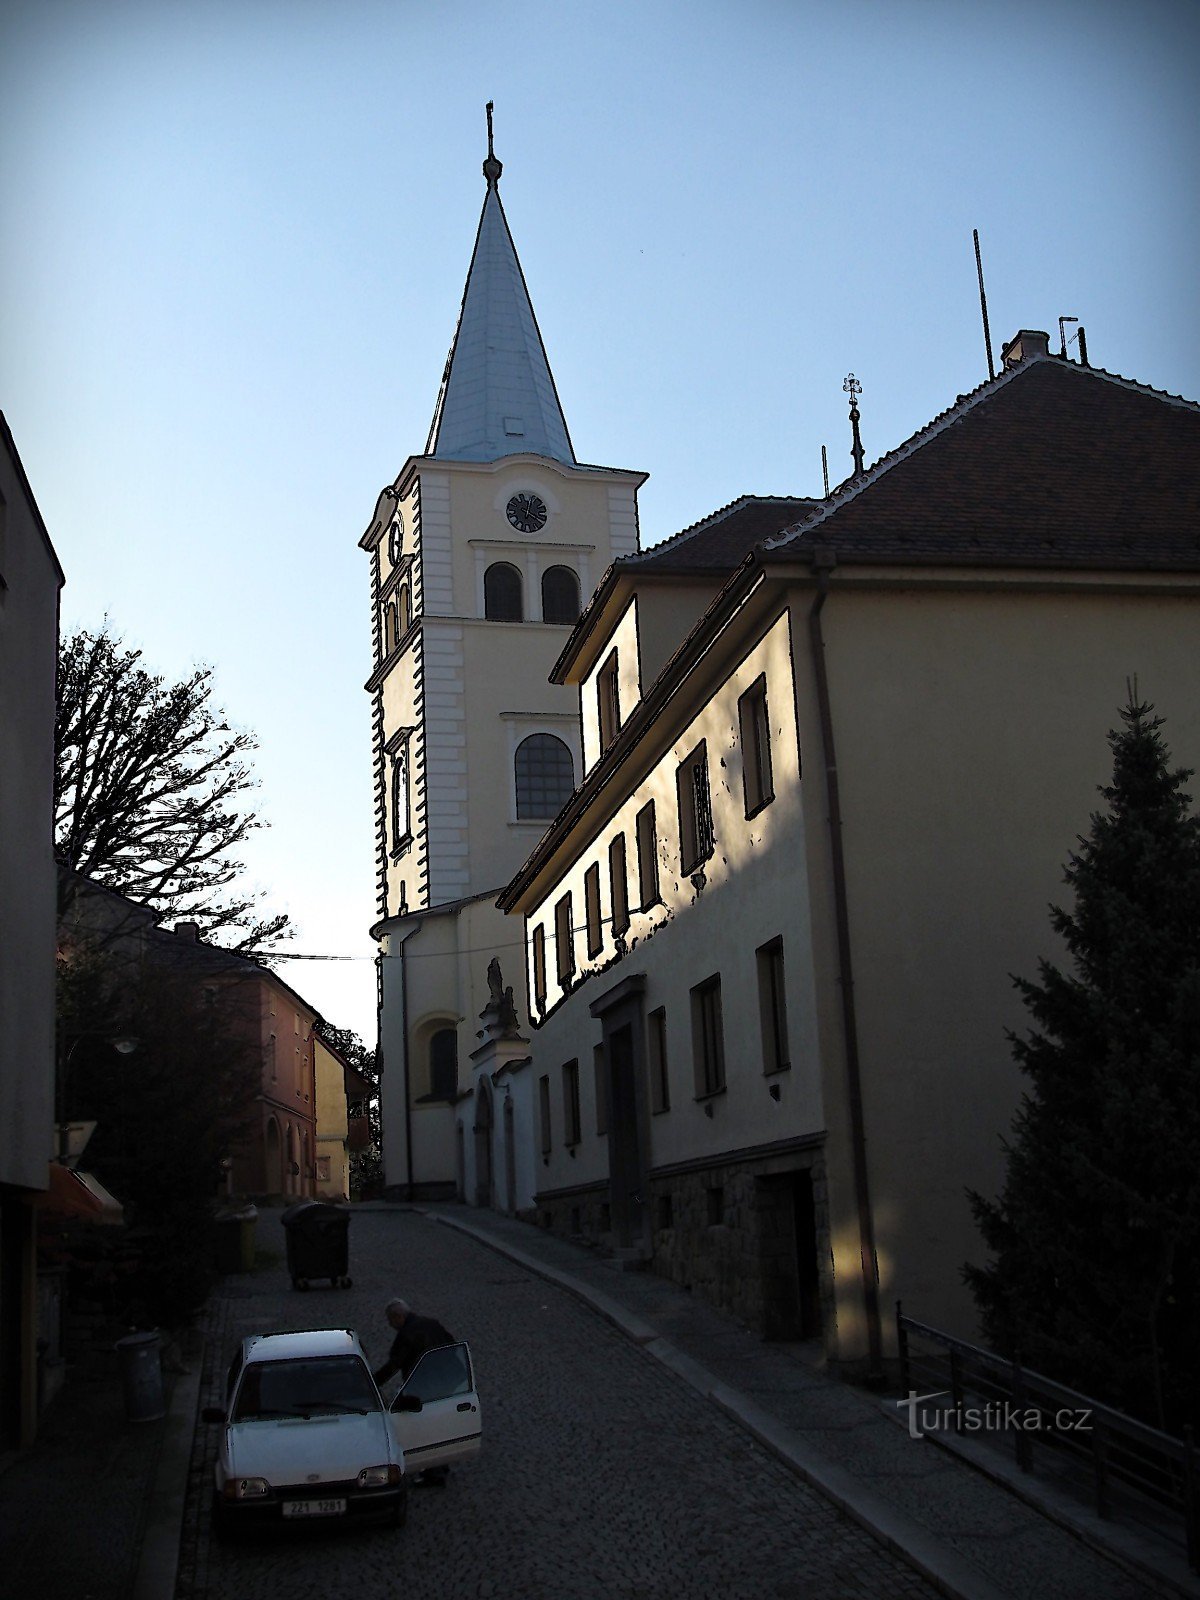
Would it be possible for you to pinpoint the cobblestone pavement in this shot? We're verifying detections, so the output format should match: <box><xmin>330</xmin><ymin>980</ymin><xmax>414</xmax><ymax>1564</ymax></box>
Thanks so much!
<box><xmin>176</xmin><ymin>1206</ymin><xmax>940</xmax><ymax>1600</ymax></box>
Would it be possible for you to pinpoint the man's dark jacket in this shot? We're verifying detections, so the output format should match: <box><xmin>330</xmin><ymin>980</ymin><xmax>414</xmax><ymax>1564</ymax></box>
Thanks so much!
<box><xmin>372</xmin><ymin>1313</ymin><xmax>454</xmax><ymax>1386</ymax></box>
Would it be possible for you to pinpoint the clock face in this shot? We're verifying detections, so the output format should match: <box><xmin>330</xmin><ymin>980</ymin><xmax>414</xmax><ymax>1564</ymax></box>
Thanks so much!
<box><xmin>388</xmin><ymin>514</ymin><xmax>403</xmax><ymax>564</ymax></box>
<box><xmin>506</xmin><ymin>492</ymin><xmax>547</xmax><ymax>534</ymax></box>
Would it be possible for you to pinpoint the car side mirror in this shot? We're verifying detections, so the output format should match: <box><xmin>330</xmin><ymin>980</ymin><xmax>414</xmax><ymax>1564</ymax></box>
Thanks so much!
<box><xmin>201</xmin><ymin>1406</ymin><xmax>226</xmax><ymax>1424</ymax></box>
<box><xmin>391</xmin><ymin>1392</ymin><xmax>423</xmax><ymax>1413</ymax></box>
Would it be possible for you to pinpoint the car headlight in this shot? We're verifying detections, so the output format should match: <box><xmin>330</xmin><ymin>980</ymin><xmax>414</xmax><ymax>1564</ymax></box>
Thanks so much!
<box><xmin>223</xmin><ymin>1477</ymin><xmax>270</xmax><ymax>1500</ymax></box>
<box><xmin>356</xmin><ymin>1464</ymin><xmax>401</xmax><ymax>1489</ymax></box>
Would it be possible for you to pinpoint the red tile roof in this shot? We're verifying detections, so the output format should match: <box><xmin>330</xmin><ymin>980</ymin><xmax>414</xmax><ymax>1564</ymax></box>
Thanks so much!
<box><xmin>637</xmin><ymin>495</ymin><xmax>820</xmax><ymax>571</ymax></box>
<box><xmin>766</xmin><ymin>358</ymin><xmax>1200</xmax><ymax>570</ymax></box>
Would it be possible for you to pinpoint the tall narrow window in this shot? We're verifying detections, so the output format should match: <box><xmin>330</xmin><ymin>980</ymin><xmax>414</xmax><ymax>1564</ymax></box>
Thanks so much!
<box><xmin>397</xmin><ymin>581</ymin><xmax>412</xmax><ymax>637</ymax></box>
<box><xmin>647</xmin><ymin>1007</ymin><xmax>669</xmax><ymax>1114</ymax></box>
<box><xmin>636</xmin><ymin>800</ymin><xmax>660</xmax><ymax>909</ymax></box>
<box><xmin>484</xmin><ymin>562</ymin><xmax>523</xmax><ymax>621</ymax></box>
<box><xmin>594</xmin><ymin>1044</ymin><xmax>608</xmax><ymax>1135</ymax></box>
<box><xmin>555</xmin><ymin>893</ymin><xmax>576</xmax><ymax>985</ymax></box>
<box><xmin>539</xmin><ymin>1075</ymin><xmax>552</xmax><ymax>1155</ymax></box>
<box><xmin>597</xmin><ymin>650</ymin><xmax>620</xmax><ymax>751</ymax></box>
<box><xmin>542</xmin><ymin>565</ymin><xmax>581</xmax><ymax>624</ymax></box>
<box><xmin>383</xmin><ymin>600</ymin><xmax>398</xmax><ymax>656</ymax></box>
<box><xmin>391</xmin><ymin>743</ymin><xmax>410</xmax><ymax>852</ymax></box>
<box><xmin>532</xmin><ymin>925</ymin><xmax>547</xmax><ymax>1009</ymax></box>
<box><xmin>584</xmin><ymin>862</ymin><xmax>603</xmax><ymax>957</ymax></box>
<box><xmin>739</xmin><ymin>675</ymin><xmax>774</xmax><ymax>817</ymax></box>
<box><xmin>429</xmin><ymin>1027</ymin><xmax>457</xmax><ymax>1101</ymax></box>
<box><xmin>691</xmin><ymin>975</ymin><xmax>726</xmax><ymax>1098</ymax></box>
<box><xmin>677</xmin><ymin>741</ymin><xmax>714</xmax><ymax>874</ymax></box>
<box><xmin>757</xmin><ymin>938</ymin><xmax>790</xmax><ymax>1074</ymax></box>
<box><xmin>515</xmin><ymin>734</ymin><xmax>574</xmax><ymax>820</ymax></box>
<box><xmin>562</xmin><ymin>1059</ymin><xmax>581</xmax><ymax>1146</ymax></box>
<box><xmin>609</xmin><ymin>833</ymin><xmax>629</xmax><ymax>938</ymax></box>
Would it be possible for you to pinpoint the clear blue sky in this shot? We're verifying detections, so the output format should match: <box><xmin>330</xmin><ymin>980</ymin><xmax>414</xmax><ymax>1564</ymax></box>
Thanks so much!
<box><xmin>3</xmin><ymin>0</ymin><xmax>1197</xmax><ymax>1042</ymax></box>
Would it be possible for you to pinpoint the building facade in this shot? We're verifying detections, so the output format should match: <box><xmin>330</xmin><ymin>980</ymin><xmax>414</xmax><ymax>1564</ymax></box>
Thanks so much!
<box><xmin>499</xmin><ymin>339</ymin><xmax>1200</xmax><ymax>1376</ymax></box>
<box><xmin>362</xmin><ymin>126</ymin><xmax>644</xmax><ymax>1196</ymax></box>
<box><xmin>0</xmin><ymin>414</ymin><xmax>65</xmax><ymax>1449</ymax></box>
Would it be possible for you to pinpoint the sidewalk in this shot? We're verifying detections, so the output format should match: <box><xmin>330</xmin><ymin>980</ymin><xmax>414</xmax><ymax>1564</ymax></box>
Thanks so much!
<box><xmin>418</xmin><ymin>1201</ymin><xmax>1199</xmax><ymax>1600</ymax></box>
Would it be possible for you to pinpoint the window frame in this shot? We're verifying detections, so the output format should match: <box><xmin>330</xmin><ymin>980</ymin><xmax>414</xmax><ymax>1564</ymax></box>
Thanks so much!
<box><xmin>739</xmin><ymin>674</ymin><xmax>775</xmax><ymax>818</ymax></box>
<box><xmin>562</xmin><ymin>1059</ymin><xmax>581</xmax><ymax>1147</ymax></box>
<box><xmin>515</xmin><ymin>733</ymin><xmax>574</xmax><ymax>822</ymax></box>
<box><xmin>390</xmin><ymin>738</ymin><xmax>411</xmax><ymax>855</ymax></box>
<box><xmin>635</xmin><ymin>800</ymin><xmax>660</xmax><ymax>910</ymax></box>
<box><xmin>584</xmin><ymin>862</ymin><xmax>603</xmax><ymax>957</ymax></box>
<box><xmin>554</xmin><ymin>893</ymin><xmax>576</xmax><ymax>986</ymax></box>
<box><xmin>647</xmin><ymin>1007</ymin><xmax>670</xmax><ymax>1115</ymax></box>
<box><xmin>691</xmin><ymin>974</ymin><xmax>726</xmax><ymax>1100</ymax></box>
<box><xmin>597</xmin><ymin>650</ymin><xmax>621</xmax><ymax>752</ymax></box>
<box><xmin>677</xmin><ymin>740</ymin><xmax>715</xmax><ymax>875</ymax></box>
<box><xmin>609</xmin><ymin>832</ymin><xmax>629</xmax><ymax>938</ymax></box>
<box><xmin>541</xmin><ymin>565</ymin><xmax>581</xmax><ymax>625</ymax></box>
<box><xmin>757</xmin><ymin>937</ymin><xmax>790</xmax><ymax>1075</ymax></box>
<box><xmin>532</xmin><ymin>924</ymin><xmax>547</xmax><ymax>1009</ymax></box>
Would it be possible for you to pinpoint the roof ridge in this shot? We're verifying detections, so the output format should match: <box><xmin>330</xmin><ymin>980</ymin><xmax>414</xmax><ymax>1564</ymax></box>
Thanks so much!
<box><xmin>644</xmin><ymin>492</ymin><xmax>813</xmax><ymax>559</ymax></box>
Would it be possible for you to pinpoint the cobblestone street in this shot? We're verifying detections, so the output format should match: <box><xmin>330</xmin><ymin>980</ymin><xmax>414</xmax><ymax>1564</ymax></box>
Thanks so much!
<box><xmin>176</xmin><ymin>1206</ymin><xmax>938</xmax><ymax>1600</ymax></box>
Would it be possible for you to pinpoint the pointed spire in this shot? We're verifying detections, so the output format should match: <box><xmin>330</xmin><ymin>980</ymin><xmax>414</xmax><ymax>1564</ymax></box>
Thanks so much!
<box><xmin>425</xmin><ymin>107</ymin><xmax>576</xmax><ymax>465</ymax></box>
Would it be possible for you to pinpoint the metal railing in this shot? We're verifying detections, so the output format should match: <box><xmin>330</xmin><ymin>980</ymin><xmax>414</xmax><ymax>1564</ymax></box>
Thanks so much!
<box><xmin>896</xmin><ymin>1302</ymin><xmax>1199</xmax><ymax>1572</ymax></box>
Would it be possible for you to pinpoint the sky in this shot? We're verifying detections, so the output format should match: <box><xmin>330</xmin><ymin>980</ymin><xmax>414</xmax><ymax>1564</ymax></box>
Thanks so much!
<box><xmin>3</xmin><ymin>0</ymin><xmax>1198</xmax><ymax>1044</ymax></box>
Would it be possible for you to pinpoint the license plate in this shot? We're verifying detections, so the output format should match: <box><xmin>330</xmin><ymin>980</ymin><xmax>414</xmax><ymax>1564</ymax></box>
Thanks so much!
<box><xmin>282</xmin><ymin>1498</ymin><xmax>346</xmax><ymax>1518</ymax></box>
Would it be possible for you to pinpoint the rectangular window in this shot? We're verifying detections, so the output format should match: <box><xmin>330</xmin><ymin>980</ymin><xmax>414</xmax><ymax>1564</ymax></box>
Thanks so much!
<box><xmin>647</xmin><ymin>1007</ymin><xmax>670</xmax><ymax>1114</ymax></box>
<box><xmin>555</xmin><ymin>893</ymin><xmax>576</xmax><ymax>985</ymax></box>
<box><xmin>532</xmin><ymin>924</ymin><xmax>547</xmax><ymax>1008</ymax></box>
<box><xmin>316</xmin><ymin>1155</ymin><xmax>331</xmax><ymax>1181</ymax></box>
<box><xmin>636</xmin><ymin>800</ymin><xmax>660</xmax><ymax>909</ymax></box>
<box><xmin>739</xmin><ymin>676</ymin><xmax>774</xmax><ymax>817</ymax></box>
<box><xmin>597</xmin><ymin>650</ymin><xmax>621</xmax><ymax>751</ymax></box>
<box><xmin>707</xmin><ymin>1186</ymin><xmax>724</xmax><ymax>1226</ymax></box>
<box><xmin>609</xmin><ymin>833</ymin><xmax>629</xmax><ymax>937</ymax></box>
<box><xmin>562</xmin><ymin>1059</ymin><xmax>581</xmax><ymax>1147</ymax></box>
<box><xmin>539</xmin><ymin>1074</ymin><xmax>552</xmax><ymax>1155</ymax></box>
<box><xmin>691</xmin><ymin>975</ymin><xmax>726</xmax><ymax>1098</ymax></box>
<box><xmin>757</xmin><ymin>937</ymin><xmax>790</xmax><ymax>1074</ymax></box>
<box><xmin>677</xmin><ymin>741</ymin><xmax>714</xmax><ymax>875</ymax></box>
<box><xmin>594</xmin><ymin>1043</ymin><xmax>608</xmax><ymax>1136</ymax></box>
<box><xmin>584</xmin><ymin>862</ymin><xmax>603</xmax><ymax>957</ymax></box>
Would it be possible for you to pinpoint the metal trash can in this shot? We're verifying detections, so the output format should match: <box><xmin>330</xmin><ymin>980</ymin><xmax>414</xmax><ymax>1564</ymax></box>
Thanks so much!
<box><xmin>115</xmin><ymin>1330</ymin><xmax>165</xmax><ymax>1422</ymax></box>
<box><xmin>280</xmin><ymin>1200</ymin><xmax>352</xmax><ymax>1290</ymax></box>
<box><xmin>214</xmin><ymin>1204</ymin><xmax>258</xmax><ymax>1273</ymax></box>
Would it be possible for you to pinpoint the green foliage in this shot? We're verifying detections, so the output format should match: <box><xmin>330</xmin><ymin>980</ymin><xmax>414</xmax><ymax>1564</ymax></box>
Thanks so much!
<box><xmin>55</xmin><ymin>624</ymin><xmax>289</xmax><ymax>952</ymax></box>
<box><xmin>966</xmin><ymin>693</ymin><xmax>1200</xmax><ymax>1433</ymax></box>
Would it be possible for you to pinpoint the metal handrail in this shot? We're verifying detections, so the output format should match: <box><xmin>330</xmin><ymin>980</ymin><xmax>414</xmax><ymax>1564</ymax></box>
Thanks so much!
<box><xmin>896</xmin><ymin>1301</ymin><xmax>1200</xmax><ymax>1572</ymax></box>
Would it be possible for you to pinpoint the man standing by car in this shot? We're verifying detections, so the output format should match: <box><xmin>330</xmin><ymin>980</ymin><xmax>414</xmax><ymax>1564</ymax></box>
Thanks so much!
<box><xmin>373</xmin><ymin>1297</ymin><xmax>457</xmax><ymax>1485</ymax></box>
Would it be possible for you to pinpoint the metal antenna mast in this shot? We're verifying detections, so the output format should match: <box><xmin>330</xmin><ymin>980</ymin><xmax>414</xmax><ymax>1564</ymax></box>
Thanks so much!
<box><xmin>974</xmin><ymin>229</ymin><xmax>995</xmax><ymax>380</ymax></box>
<box><xmin>844</xmin><ymin>374</ymin><xmax>865</xmax><ymax>479</ymax></box>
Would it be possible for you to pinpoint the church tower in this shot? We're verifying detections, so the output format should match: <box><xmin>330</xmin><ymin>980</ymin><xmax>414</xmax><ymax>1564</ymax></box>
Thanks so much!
<box><xmin>361</xmin><ymin>112</ymin><xmax>646</xmax><ymax>1197</ymax></box>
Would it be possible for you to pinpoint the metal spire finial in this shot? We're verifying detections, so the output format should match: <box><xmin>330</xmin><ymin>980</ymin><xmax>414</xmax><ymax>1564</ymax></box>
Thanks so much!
<box><xmin>844</xmin><ymin>373</ymin><xmax>865</xmax><ymax>478</ymax></box>
<box><xmin>483</xmin><ymin>101</ymin><xmax>503</xmax><ymax>189</ymax></box>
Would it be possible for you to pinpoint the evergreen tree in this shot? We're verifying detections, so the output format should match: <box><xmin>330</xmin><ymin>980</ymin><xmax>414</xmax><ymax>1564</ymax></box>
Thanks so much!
<box><xmin>966</xmin><ymin>691</ymin><xmax>1200</xmax><ymax>1433</ymax></box>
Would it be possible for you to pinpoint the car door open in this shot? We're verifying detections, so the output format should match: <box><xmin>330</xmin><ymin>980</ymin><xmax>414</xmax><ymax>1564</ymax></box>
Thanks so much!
<box><xmin>388</xmin><ymin>1343</ymin><xmax>482</xmax><ymax>1474</ymax></box>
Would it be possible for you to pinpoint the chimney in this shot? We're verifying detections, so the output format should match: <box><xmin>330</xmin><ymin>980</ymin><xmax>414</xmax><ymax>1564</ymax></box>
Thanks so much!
<box><xmin>1000</xmin><ymin>329</ymin><xmax>1051</xmax><ymax>369</ymax></box>
<box><xmin>174</xmin><ymin>920</ymin><xmax>201</xmax><ymax>942</ymax></box>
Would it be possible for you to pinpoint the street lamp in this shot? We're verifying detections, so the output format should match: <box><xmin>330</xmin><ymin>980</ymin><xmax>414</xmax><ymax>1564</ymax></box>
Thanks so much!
<box><xmin>56</xmin><ymin>1033</ymin><xmax>139</xmax><ymax>1165</ymax></box>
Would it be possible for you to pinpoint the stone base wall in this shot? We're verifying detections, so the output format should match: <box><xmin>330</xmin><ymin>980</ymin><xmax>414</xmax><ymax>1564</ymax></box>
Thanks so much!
<box><xmin>535</xmin><ymin>1183</ymin><xmax>609</xmax><ymax>1242</ymax></box>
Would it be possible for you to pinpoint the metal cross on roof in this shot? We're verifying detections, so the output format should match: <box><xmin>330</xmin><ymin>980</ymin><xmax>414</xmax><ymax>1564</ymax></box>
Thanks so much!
<box><xmin>844</xmin><ymin>373</ymin><xmax>862</xmax><ymax>403</ymax></box>
<box><xmin>844</xmin><ymin>373</ymin><xmax>865</xmax><ymax>478</ymax></box>
<box><xmin>483</xmin><ymin>101</ymin><xmax>503</xmax><ymax>188</ymax></box>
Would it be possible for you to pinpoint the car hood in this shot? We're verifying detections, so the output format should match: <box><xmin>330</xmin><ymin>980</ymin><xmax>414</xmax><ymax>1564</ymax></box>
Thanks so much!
<box><xmin>225</xmin><ymin>1411</ymin><xmax>398</xmax><ymax>1486</ymax></box>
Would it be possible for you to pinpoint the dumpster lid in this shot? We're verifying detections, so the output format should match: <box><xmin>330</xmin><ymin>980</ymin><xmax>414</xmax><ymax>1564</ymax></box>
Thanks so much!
<box><xmin>282</xmin><ymin>1201</ymin><xmax>350</xmax><ymax>1225</ymax></box>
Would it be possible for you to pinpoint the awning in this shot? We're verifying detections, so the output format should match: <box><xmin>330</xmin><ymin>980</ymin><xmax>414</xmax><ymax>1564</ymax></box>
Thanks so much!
<box><xmin>38</xmin><ymin>1163</ymin><xmax>124</xmax><ymax>1224</ymax></box>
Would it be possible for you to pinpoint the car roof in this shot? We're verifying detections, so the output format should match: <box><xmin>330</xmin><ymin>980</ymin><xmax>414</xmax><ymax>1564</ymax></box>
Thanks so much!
<box><xmin>240</xmin><ymin>1328</ymin><xmax>365</xmax><ymax>1365</ymax></box>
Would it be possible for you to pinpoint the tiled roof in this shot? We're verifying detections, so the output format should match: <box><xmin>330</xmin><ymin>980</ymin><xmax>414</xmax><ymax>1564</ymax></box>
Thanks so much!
<box><xmin>426</xmin><ymin>183</ymin><xmax>575</xmax><ymax>465</ymax></box>
<box><xmin>636</xmin><ymin>495</ymin><xmax>820</xmax><ymax>572</ymax></box>
<box><xmin>766</xmin><ymin>358</ymin><xmax>1200</xmax><ymax>569</ymax></box>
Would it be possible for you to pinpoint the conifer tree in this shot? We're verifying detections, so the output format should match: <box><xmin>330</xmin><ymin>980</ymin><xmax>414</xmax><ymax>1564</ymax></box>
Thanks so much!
<box><xmin>966</xmin><ymin>691</ymin><xmax>1200</xmax><ymax>1433</ymax></box>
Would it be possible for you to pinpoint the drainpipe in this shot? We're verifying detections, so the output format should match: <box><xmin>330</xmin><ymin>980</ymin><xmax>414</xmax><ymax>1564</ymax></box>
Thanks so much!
<box><xmin>808</xmin><ymin>552</ymin><xmax>884</xmax><ymax>1382</ymax></box>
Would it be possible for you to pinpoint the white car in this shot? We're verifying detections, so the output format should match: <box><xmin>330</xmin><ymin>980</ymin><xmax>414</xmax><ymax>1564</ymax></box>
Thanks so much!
<box><xmin>204</xmin><ymin>1327</ymin><xmax>482</xmax><ymax>1533</ymax></box>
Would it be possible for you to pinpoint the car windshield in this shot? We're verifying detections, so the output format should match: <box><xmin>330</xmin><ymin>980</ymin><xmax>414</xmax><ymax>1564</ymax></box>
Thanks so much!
<box><xmin>233</xmin><ymin>1355</ymin><xmax>381</xmax><ymax>1421</ymax></box>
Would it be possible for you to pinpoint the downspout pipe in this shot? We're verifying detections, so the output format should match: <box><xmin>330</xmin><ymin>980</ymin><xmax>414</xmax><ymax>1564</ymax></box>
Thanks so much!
<box><xmin>808</xmin><ymin>552</ymin><xmax>885</xmax><ymax>1382</ymax></box>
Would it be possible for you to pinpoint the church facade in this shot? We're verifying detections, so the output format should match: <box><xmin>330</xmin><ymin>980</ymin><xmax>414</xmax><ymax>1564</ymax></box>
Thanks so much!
<box><xmin>361</xmin><ymin>123</ymin><xmax>644</xmax><ymax>1199</ymax></box>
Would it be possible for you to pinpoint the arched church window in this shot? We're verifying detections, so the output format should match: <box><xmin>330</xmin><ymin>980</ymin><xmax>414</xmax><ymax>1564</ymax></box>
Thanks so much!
<box><xmin>397</xmin><ymin>582</ymin><xmax>412</xmax><ymax>637</ymax></box>
<box><xmin>383</xmin><ymin>600</ymin><xmax>398</xmax><ymax>656</ymax></box>
<box><xmin>484</xmin><ymin>563</ymin><xmax>523</xmax><ymax>622</ymax></box>
<box><xmin>542</xmin><ymin>565</ymin><xmax>580</xmax><ymax>625</ymax></box>
<box><xmin>430</xmin><ymin>1028</ymin><xmax>457</xmax><ymax>1102</ymax></box>
<box><xmin>515</xmin><ymin>733</ymin><xmax>574</xmax><ymax>821</ymax></box>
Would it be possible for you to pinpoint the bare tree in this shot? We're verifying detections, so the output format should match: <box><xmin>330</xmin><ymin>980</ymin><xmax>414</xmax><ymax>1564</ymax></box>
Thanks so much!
<box><xmin>55</xmin><ymin>624</ymin><xmax>290</xmax><ymax>951</ymax></box>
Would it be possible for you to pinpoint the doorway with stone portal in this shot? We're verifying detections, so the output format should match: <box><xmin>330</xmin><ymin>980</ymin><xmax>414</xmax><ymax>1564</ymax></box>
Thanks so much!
<box><xmin>757</xmin><ymin>1165</ymin><xmax>824</xmax><ymax>1341</ymax></box>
